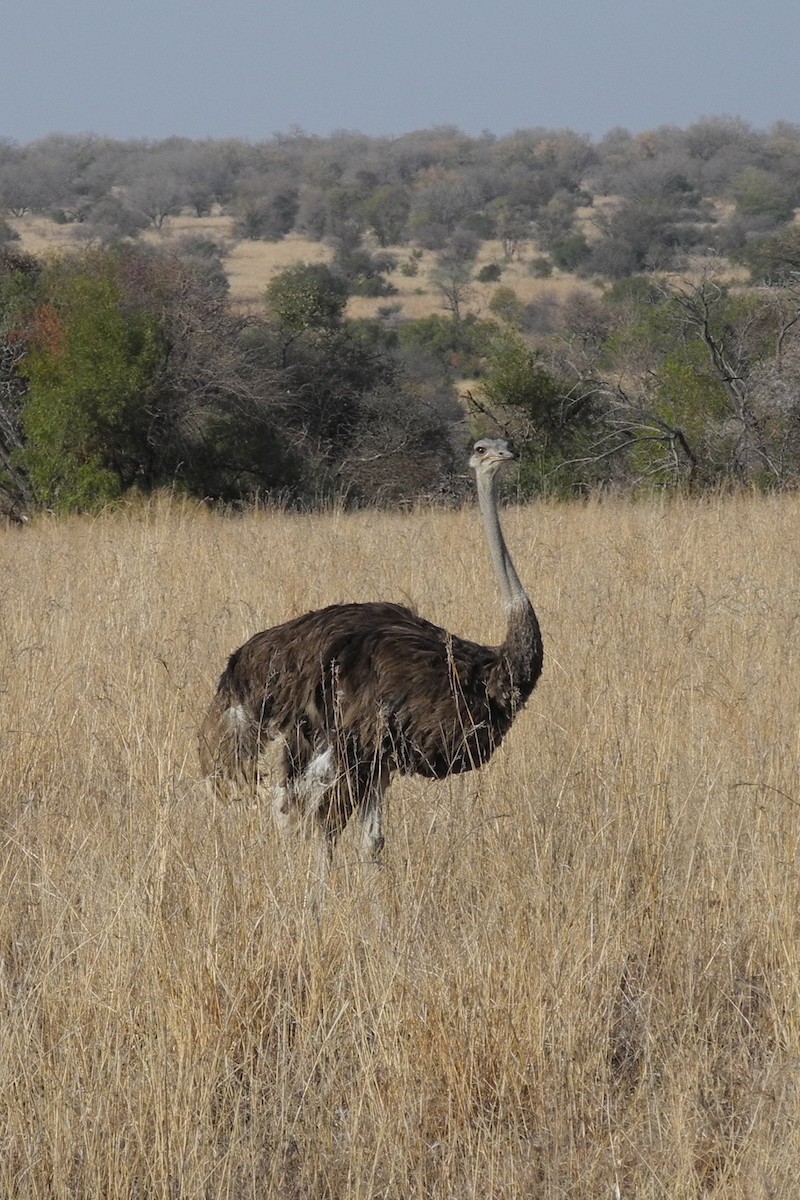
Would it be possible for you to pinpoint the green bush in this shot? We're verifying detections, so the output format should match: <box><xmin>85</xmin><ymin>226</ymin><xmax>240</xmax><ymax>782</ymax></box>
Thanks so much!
<box><xmin>550</xmin><ymin>233</ymin><xmax>591</xmax><ymax>272</ymax></box>
<box><xmin>528</xmin><ymin>257</ymin><xmax>553</xmax><ymax>278</ymax></box>
<box><xmin>264</xmin><ymin>263</ymin><xmax>348</xmax><ymax>333</ymax></box>
<box><xmin>398</xmin><ymin>313</ymin><xmax>497</xmax><ymax>376</ymax></box>
<box><xmin>488</xmin><ymin>286</ymin><xmax>524</xmax><ymax>325</ymax></box>
<box><xmin>20</xmin><ymin>262</ymin><xmax>162</xmax><ymax>510</ymax></box>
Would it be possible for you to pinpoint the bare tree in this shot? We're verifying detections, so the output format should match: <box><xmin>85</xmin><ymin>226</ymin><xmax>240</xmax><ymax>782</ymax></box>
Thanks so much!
<box><xmin>430</xmin><ymin>259</ymin><xmax>475</xmax><ymax>322</ymax></box>
<box><xmin>546</xmin><ymin>269</ymin><xmax>800</xmax><ymax>488</ymax></box>
<box><xmin>126</xmin><ymin>167</ymin><xmax>186</xmax><ymax>229</ymax></box>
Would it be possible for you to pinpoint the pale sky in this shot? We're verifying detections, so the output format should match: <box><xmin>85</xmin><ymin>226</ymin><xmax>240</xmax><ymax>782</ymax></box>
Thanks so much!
<box><xmin>4</xmin><ymin>0</ymin><xmax>798</xmax><ymax>144</ymax></box>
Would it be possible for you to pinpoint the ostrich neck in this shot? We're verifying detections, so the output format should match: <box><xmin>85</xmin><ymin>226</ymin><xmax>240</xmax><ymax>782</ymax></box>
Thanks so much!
<box><xmin>476</xmin><ymin>468</ymin><xmax>530</xmax><ymax>613</ymax></box>
<box><xmin>477</xmin><ymin>465</ymin><xmax>544</xmax><ymax>701</ymax></box>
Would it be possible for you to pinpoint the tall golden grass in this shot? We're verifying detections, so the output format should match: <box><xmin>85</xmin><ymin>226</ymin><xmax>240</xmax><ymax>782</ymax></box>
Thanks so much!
<box><xmin>2</xmin><ymin>492</ymin><xmax>799</xmax><ymax>1197</ymax></box>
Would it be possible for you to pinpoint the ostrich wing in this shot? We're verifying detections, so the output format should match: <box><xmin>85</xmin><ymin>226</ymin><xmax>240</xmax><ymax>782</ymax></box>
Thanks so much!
<box><xmin>219</xmin><ymin>601</ymin><xmax>518</xmax><ymax>780</ymax></box>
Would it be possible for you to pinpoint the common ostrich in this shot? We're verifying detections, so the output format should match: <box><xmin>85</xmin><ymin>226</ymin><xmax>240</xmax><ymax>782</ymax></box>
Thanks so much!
<box><xmin>198</xmin><ymin>438</ymin><xmax>543</xmax><ymax>866</ymax></box>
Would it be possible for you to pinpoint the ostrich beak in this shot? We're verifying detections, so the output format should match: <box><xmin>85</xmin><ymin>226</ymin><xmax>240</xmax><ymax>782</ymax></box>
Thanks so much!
<box><xmin>486</xmin><ymin>443</ymin><xmax>516</xmax><ymax>465</ymax></box>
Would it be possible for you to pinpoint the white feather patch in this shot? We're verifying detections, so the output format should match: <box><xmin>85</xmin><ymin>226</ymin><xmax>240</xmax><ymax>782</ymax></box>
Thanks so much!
<box><xmin>303</xmin><ymin>747</ymin><xmax>336</xmax><ymax>788</ymax></box>
<box><xmin>223</xmin><ymin>704</ymin><xmax>249</xmax><ymax>731</ymax></box>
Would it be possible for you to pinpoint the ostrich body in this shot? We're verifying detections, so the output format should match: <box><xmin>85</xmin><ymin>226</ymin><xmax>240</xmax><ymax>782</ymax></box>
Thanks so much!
<box><xmin>198</xmin><ymin>439</ymin><xmax>543</xmax><ymax>863</ymax></box>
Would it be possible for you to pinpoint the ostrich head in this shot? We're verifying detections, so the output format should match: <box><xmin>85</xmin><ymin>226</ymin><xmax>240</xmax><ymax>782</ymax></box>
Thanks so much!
<box><xmin>469</xmin><ymin>437</ymin><xmax>516</xmax><ymax>475</ymax></box>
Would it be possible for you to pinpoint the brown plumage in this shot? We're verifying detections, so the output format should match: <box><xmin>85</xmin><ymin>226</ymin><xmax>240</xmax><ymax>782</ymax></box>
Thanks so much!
<box><xmin>198</xmin><ymin>439</ymin><xmax>543</xmax><ymax>863</ymax></box>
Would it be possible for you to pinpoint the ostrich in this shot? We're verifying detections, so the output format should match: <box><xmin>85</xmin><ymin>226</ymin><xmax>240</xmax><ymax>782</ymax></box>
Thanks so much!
<box><xmin>198</xmin><ymin>438</ymin><xmax>543</xmax><ymax>867</ymax></box>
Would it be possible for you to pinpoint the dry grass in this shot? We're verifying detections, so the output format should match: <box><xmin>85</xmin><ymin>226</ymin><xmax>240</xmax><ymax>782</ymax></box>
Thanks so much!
<box><xmin>2</xmin><ymin>492</ymin><xmax>800</xmax><ymax>1197</ymax></box>
<box><xmin>7</xmin><ymin>213</ymin><xmax>79</xmax><ymax>257</ymax></box>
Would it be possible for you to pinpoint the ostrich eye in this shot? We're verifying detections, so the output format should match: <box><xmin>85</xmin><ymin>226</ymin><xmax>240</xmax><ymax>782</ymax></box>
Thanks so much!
<box><xmin>475</xmin><ymin>445</ymin><xmax>486</xmax><ymax>455</ymax></box>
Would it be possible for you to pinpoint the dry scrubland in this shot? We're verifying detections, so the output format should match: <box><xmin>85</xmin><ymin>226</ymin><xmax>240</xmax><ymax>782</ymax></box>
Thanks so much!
<box><xmin>10</xmin><ymin>212</ymin><xmax>581</xmax><ymax>316</ymax></box>
<box><xmin>2</xmin><ymin>493</ymin><xmax>800</xmax><ymax>1198</ymax></box>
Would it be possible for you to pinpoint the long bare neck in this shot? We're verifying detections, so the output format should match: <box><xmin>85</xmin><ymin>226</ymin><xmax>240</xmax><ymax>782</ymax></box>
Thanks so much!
<box><xmin>476</xmin><ymin>467</ymin><xmax>530</xmax><ymax>613</ymax></box>
<box><xmin>476</xmin><ymin>466</ymin><xmax>543</xmax><ymax>699</ymax></box>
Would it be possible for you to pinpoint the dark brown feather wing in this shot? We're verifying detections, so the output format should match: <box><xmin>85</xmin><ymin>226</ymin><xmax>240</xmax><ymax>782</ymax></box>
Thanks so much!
<box><xmin>216</xmin><ymin>601</ymin><xmax>525</xmax><ymax>779</ymax></box>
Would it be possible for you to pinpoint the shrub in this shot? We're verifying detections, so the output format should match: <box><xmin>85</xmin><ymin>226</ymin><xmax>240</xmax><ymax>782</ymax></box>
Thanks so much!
<box><xmin>20</xmin><ymin>262</ymin><xmax>163</xmax><ymax>509</ymax></box>
<box><xmin>477</xmin><ymin>263</ymin><xmax>503</xmax><ymax>283</ymax></box>
<box><xmin>488</xmin><ymin>286</ymin><xmax>525</xmax><ymax>325</ymax></box>
<box><xmin>550</xmin><ymin>233</ymin><xmax>591</xmax><ymax>272</ymax></box>
<box><xmin>528</xmin><ymin>256</ymin><xmax>553</xmax><ymax>278</ymax></box>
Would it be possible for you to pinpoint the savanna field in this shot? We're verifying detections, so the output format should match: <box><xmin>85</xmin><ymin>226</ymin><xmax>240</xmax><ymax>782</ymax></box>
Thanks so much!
<box><xmin>2</xmin><ymin>492</ymin><xmax>800</xmax><ymax>1198</ymax></box>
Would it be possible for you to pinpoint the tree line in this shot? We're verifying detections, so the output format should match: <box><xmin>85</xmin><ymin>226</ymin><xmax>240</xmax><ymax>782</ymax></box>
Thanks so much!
<box><xmin>2</xmin><ymin>117</ymin><xmax>800</xmax><ymax>514</ymax></box>
<box><xmin>2</xmin><ymin>235</ymin><xmax>800</xmax><ymax>516</ymax></box>
<box><xmin>2</xmin><ymin>118</ymin><xmax>800</xmax><ymax>275</ymax></box>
